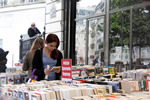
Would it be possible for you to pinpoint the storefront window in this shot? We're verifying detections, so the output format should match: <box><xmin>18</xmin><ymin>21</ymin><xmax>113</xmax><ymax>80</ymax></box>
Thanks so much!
<box><xmin>0</xmin><ymin>0</ymin><xmax>7</xmax><ymax>7</ymax></box>
<box><xmin>110</xmin><ymin>10</ymin><xmax>130</xmax><ymax>65</ymax></box>
<box><xmin>0</xmin><ymin>39</ymin><xmax>2</xmax><ymax>48</ymax></box>
<box><xmin>132</xmin><ymin>6</ymin><xmax>150</xmax><ymax>69</ymax></box>
<box><xmin>110</xmin><ymin>0</ymin><xmax>147</xmax><ymax>10</ymax></box>
<box><xmin>75</xmin><ymin>20</ymin><xmax>86</xmax><ymax>65</ymax></box>
<box><xmin>88</xmin><ymin>18</ymin><xmax>104</xmax><ymax>65</ymax></box>
<box><xmin>76</xmin><ymin>0</ymin><xmax>105</xmax><ymax>18</ymax></box>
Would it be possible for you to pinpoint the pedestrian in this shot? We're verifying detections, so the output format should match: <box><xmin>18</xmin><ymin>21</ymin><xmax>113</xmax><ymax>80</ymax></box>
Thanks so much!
<box><xmin>22</xmin><ymin>37</ymin><xmax>44</xmax><ymax>78</ymax></box>
<box><xmin>32</xmin><ymin>33</ymin><xmax>63</xmax><ymax>81</ymax></box>
<box><xmin>28</xmin><ymin>22</ymin><xmax>41</xmax><ymax>38</ymax></box>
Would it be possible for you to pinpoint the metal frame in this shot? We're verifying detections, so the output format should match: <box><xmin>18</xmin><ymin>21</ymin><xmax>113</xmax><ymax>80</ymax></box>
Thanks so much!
<box><xmin>110</xmin><ymin>1</ymin><xmax>150</xmax><ymax>14</ymax></box>
<box><xmin>62</xmin><ymin>0</ymin><xmax>76</xmax><ymax>65</ymax></box>
<box><xmin>75</xmin><ymin>12</ymin><xmax>105</xmax><ymax>21</ymax></box>
<box><xmin>129</xmin><ymin>7</ymin><xmax>133</xmax><ymax>70</ymax></box>
<box><xmin>104</xmin><ymin>0</ymin><xmax>110</xmax><ymax>66</ymax></box>
<box><xmin>85</xmin><ymin>19</ymin><xmax>89</xmax><ymax>64</ymax></box>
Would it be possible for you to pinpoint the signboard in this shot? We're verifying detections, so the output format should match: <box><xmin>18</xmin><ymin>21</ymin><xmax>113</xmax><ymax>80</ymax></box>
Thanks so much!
<box><xmin>61</xmin><ymin>59</ymin><xmax>72</xmax><ymax>82</ymax></box>
<box><xmin>147</xmin><ymin>75</ymin><xmax>150</xmax><ymax>95</ymax></box>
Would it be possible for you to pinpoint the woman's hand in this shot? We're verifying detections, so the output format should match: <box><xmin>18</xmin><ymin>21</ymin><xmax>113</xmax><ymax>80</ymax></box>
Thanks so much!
<box><xmin>53</xmin><ymin>68</ymin><xmax>60</xmax><ymax>73</ymax></box>
<box><xmin>44</xmin><ymin>69</ymin><xmax>51</xmax><ymax>75</ymax></box>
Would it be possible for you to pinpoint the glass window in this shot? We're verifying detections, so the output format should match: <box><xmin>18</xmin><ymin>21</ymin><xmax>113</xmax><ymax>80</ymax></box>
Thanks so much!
<box><xmin>20</xmin><ymin>0</ymin><xmax>25</xmax><ymax>3</ymax></box>
<box><xmin>88</xmin><ymin>17</ymin><xmax>104</xmax><ymax>65</ymax></box>
<box><xmin>0</xmin><ymin>39</ymin><xmax>2</xmax><ymax>48</ymax></box>
<box><xmin>132</xmin><ymin>6</ymin><xmax>150</xmax><ymax>69</ymax></box>
<box><xmin>76</xmin><ymin>0</ymin><xmax>105</xmax><ymax>18</ymax></box>
<box><xmin>0</xmin><ymin>0</ymin><xmax>7</xmax><ymax>7</ymax></box>
<box><xmin>75</xmin><ymin>20</ymin><xmax>86</xmax><ymax>65</ymax></box>
<box><xmin>110</xmin><ymin>11</ymin><xmax>130</xmax><ymax>66</ymax></box>
<box><xmin>110</xmin><ymin>0</ymin><xmax>146</xmax><ymax>10</ymax></box>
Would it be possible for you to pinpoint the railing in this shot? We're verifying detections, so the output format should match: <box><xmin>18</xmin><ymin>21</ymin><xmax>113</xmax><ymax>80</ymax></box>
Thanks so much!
<box><xmin>19</xmin><ymin>34</ymin><xmax>43</xmax><ymax>63</ymax></box>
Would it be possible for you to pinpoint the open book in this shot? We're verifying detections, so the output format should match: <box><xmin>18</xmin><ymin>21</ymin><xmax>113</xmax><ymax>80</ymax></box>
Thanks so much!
<box><xmin>51</xmin><ymin>66</ymin><xmax>61</xmax><ymax>72</ymax></box>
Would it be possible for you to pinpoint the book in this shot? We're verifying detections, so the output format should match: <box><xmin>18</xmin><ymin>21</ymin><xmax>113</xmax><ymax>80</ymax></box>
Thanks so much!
<box><xmin>12</xmin><ymin>89</ymin><xmax>18</xmax><ymax>99</ymax></box>
<box><xmin>0</xmin><ymin>75</ymin><xmax>7</xmax><ymax>86</ymax></box>
<box><xmin>14</xmin><ymin>74</ymin><xmax>21</xmax><ymax>84</ymax></box>
<box><xmin>7</xmin><ymin>74</ymin><xmax>14</xmax><ymax>84</ymax></box>
<box><xmin>24</xmin><ymin>91</ymin><xmax>30</xmax><ymax>100</ymax></box>
<box><xmin>31</xmin><ymin>94</ymin><xmax>41</xmax><ymax>100</ymax></box>
<box><xmin>51</xmin><ymin>66</ymin><xmax>61</xmax><ymax>72</ymax></box>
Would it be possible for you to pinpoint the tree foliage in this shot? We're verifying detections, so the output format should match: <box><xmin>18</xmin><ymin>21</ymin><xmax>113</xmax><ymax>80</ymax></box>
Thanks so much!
<box><xmin>110</xmin><ymin>0</ymin><xmax>150</xmax><ymax>49</ymax></box>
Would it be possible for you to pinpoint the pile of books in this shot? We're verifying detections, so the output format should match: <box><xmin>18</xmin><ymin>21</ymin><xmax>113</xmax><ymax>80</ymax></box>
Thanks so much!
<box><xmin>1</xmin><ymin>80</ymin><xmax>150</xmax><ymax>100</ymax></box>
<box><xmin>0</xmin><ymin>72</ymin><xmax>27</xmax><ymax>86</ymax></box>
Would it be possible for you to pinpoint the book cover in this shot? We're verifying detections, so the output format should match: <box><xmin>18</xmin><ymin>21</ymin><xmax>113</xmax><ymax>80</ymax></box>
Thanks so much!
<box><xmin>12</xmin><ymin>89</ymin><xmax>18</xmax><ymax>99</ymax></box>
<box><xmin>14</xmin><ymin>74</ymin><xmax>21</xmax><ymax>84</ymax></box>
<box><xmin>18</xmin><ymin>91</ymin><xmax>24</xmax><ymax>100</ymax></box>
<box><xmin>31</xmin><ymin>94</ymin><xmax>41</xmax><ymax>100</ymax></box>
<box><xmin>0</xmin><ymin>75</ymin><xmax>7</xmax><ymax>86</ymax></box>
<box><xmin>24</xmin><ymin>91</ymin><xmax>30</xmax><ymax>100</ymax></box>
<box><xmin>108</xmin><ymin>67</ymin><xmax>115</xmax><ymax>74</ymax></box>
<box><xmin>7</xmin><ymin>74</ymin><xmax>14</xmax><ymax>84</ymax></box>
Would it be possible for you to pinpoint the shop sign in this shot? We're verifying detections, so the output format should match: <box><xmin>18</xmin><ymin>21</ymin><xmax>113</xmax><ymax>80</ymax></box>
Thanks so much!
<box><xmin>147</xmin><ymin>75</ymin><xmax>150</xmax><ymax>95</ymax></box>
<box><xmin>61</xmin><ymin>59</ymin><xmax>72</xmax><ymax>82</ymax></box>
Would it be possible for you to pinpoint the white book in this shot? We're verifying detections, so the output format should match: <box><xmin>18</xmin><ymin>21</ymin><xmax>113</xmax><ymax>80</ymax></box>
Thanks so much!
<box><xmin>0</xmin><ymin>74</ymin><xmax>7</xmax><ymax>86</ymax></box>
<box><xmin>31</xmin><ymin>94</ymin><xmax>41</xmax><ymax>100</ymax></box>
<box><xmin>18</xmin><ymin>90</ymin><xmax>25</xmax><ymax>100</ymax></box>
<box><xmin>7</xmin><ymin>74</ymin><xmax>14</xmax><ymax>84</ymax></box>
<box><xmin>12</xmin><ymin>89</ymin><xmax>18</xmax><ymax>98</ymax></box>
<box><xmin>24</xmin><ymin>91</ymin><xmax>32</xmax><ymax>100</ymax></box>
<box><xmin>34</xmin><ymin>91</ymin><xmax>46</xmax><ymax>100</ymax></box>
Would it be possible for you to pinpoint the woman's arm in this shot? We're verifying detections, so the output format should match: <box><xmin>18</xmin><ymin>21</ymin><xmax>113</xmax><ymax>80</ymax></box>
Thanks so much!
<box><xmin>22</xmin><ymin>52</ymin><xmax>30</xmax><ymax>71</ymax></box>
<box><xmin>56</xmin><ymin>50</ymin><xmax>63</xmax><ymax>66</ymax></box>
<box><xmin>32</xmin><ymin>50</ymin><xmax>44</xmax><ymax>76</ymax></box>
<box><xmin>55</xmin><ymin>50</ymin><xmax>63</xmax><ymax>80</ymax></box>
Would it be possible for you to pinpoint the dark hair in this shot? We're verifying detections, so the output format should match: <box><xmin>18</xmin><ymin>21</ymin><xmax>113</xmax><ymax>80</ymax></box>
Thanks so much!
<box><xmin>46</xmin><ymin>34</ymin><xmax>60</xmax><ymax>60</ymax></box>
<box><xmin>45</xmin><ymin>34</ymin><xmax>60</xmax><ymax>48</ymax></box>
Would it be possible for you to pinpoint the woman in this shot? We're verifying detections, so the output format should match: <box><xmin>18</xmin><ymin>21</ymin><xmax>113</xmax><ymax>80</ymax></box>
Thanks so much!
<box><xmin>32</xmin><ymin>34</ymin><xmax>63</xmax><ymax>81</ymax></box>
<box><xmin>22</xmin><ymin>37</ymin><xmax>44</xmax><ymax>78</ymax></box>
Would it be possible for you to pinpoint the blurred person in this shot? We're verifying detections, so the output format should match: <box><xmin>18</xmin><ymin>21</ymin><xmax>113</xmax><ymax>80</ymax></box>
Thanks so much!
<box><xmin>32</xmin><ymin>33</ymin><xmax>63</xmax><ymax>81</ymax></box>
<box><xmin>28</xmin><ymin>22</ymin><xmax>41</xmax><ymax>38</ymax></box>
<box><xmin>0</xmin><ymin>48</ymin><xmax>9</xmax><ymax>73</ymax></box>
<box><xmin>22</xmin><ymin>37</ymin><xmax>44</xmax><ymax>78</ymax></box>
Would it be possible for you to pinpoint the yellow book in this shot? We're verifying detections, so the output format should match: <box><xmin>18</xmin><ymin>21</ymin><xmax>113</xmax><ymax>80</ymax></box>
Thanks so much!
<box><xmin>51</xmin><ymin>66</ymin><xmax>61</xmax><ymax>72</ymax></box>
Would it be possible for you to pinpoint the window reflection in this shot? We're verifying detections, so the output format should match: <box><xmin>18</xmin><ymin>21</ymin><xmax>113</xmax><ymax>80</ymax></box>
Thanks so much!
<box><xmin>76</xmin><ymin>0</ymin><xmax>105</xmax><ymax>18</ymax></box>
<box><xmin>88</xmin><ymin>18</ymin><xmax>104</xmax><ymax>65</ymax></box>
<box><xmin>132</xmin><ymin>7</ymin><xmax>150</xmax><ymax>69</ymax></box>
<box><xmin>75</xmin><ymin>20</ymin><xmax>86</xmax><ymax>65</ymax></box>
<box><xmin>0</xmin><ymin>0</ymin><xmax>7</xmax><ymax>7</ymax></box>
<box><xmin>110</xmin><ymin>0</ymin><xmax>149</xmax><ymax>10</ymax></box>
<box><xmin>110</xmin><ymin>11</ymin><xmax>130</xmax><ymax>67</ymax></box>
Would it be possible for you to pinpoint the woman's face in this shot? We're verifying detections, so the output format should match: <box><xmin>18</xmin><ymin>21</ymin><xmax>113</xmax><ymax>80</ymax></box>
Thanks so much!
<box><xmin>46</xmin><ymin>42</ymin><xmax>57</xmax><ymax>52</ymax></box>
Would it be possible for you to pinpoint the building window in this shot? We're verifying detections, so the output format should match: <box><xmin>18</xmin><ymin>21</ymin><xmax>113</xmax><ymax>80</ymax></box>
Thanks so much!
<box><xmin>76</xmin><ymin>0</ymin><xmax>105</xmax><ymax>18</ymax></box>
<box><xmin>0</xmin><ymin>0</ymin><xmax>7</xmax><ymax>7</ymax></box>
<box><xmin>132</xmin><ymin>6</ymin><xmax>150</xmax><ymax>69</ymax></box>
<box><xmin>75</xmin><ymin>20</ymin><xmax>86</xmax><ymax>65</ymax></box>
<box><xmin>20</xmin><ymin>0</ymin><xmax>25</xmax><ymax>3</ymax></box>
<box><xmin>109</xmin><ymin>11</ymin><xmax>130</xmax><ymax>66</ymax></box>
<box><xmin>88</xmin><ymin>18</ymin><xmax>104</xmax><ymax>65</ymax></box>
